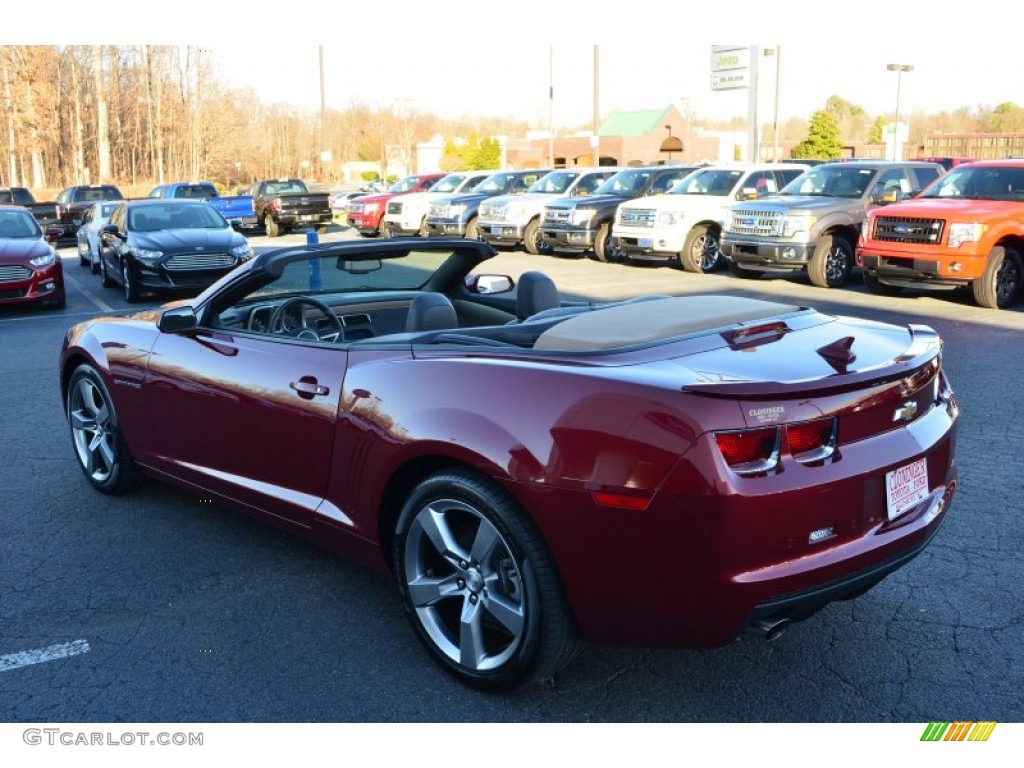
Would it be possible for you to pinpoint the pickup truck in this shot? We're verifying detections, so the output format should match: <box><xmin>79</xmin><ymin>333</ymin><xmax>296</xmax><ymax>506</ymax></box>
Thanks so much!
<box><xmin>857</xmin><ymin>159</ymin><xmax>1024</xmax><ymax>309</ymax></box>
<box><xmin>382</xmin><ymin>171</ymin><xmax>492</xmax><ymax>237</ymax></box>
<box><xmin>540</xmin><ymin>165</ymin><xmax>700</xmax><ymax>262</ymax></box>
<box><xmin>148</xmin><ymin>181</ymin><xmax>258</xmax><ymax>231</ymax></box>
<box><xmin>425</xmin><ymin>169</ymin><xmax>549</xmax><ymax>239</ymax></box>
<box><xmin>613</xmin><ymin>163</ymin><xmax>808</xmax><ymax>273</ymax></box>
<box><xmin>55</xmin><ymin>184</ymin><xmax>126</xmax><ymax>240</ymax></box>
<box><xmin>0</xmin><ymin>187</ymin><xmax>60</xmax><ymax>230</ymax></box>
<box><xmin>347</xmin><ymin>173</ymin><xmax>446</xmax><ymax>236</ymax></box>
<box><xmin>477</xmin><ymin>168</ymin><xmax>616</xmax><ymax>253</ymax></box>
<box><xmin>721</xmin><ymin>160</ymin><xmax>943</xmax><ymax>287</ymax></box>
<box><xmin>246</xmin><ymin>178</ymin><xmax>332</xmax><ymax>237</ymax></box>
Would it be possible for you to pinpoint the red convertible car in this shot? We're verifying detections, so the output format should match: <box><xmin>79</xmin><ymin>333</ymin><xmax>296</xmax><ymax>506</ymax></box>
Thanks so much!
<box><xmin>59</xmin><ymin>238</ymin><xmax>959</xmax><ymax>690</ymax></box>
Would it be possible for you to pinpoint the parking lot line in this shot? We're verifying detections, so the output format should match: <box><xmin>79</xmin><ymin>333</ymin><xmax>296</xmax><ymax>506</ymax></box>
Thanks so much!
<box><xmin>63</xmin><ymin>272</ymin><xmax>114</xmax><ymax>313</ymax></box>
<box><xmin>0</xmin><ymin>640</ymin><xmax>91</xmax><ymax>673</ymax></box>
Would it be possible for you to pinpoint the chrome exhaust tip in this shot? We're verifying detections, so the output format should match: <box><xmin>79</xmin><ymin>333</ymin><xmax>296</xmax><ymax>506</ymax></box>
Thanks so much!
<box><xmin>746</xmin><ymin>617</ymin><xmax>791</xmax><ymax>642</ymax></box>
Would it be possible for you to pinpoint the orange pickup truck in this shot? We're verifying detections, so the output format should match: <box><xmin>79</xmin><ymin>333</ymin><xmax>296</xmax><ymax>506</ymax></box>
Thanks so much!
<box><xmin>857</xmin><ymin>159</ymin><xmax>1024</xmax><ymax>309</ymax></box>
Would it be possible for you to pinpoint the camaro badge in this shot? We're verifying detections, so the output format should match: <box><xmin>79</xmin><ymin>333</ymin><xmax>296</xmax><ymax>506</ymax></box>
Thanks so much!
<box><xmin>893</xmin><ymin>401</ymin><xmax>918</xmax><ymax>422</ymax></box>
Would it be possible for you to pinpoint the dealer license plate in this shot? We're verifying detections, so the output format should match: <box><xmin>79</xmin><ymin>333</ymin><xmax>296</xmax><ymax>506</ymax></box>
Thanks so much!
<box><xmin>885</xmin><ymin>458</ymin><xmax>928</xmax><ymax>520</ymax></box>
<box><xmin>638</xmin><ymin>237</ymin><xmax>652</xmax><ymax>248</ymax></box>
<box><xmin>300</xmin><ymin>214</ymin><xmax>318</xmax><ymax>222</ymax></box>
<box><xmin>491</xmin><ymin>227</ymin><xmax>503</xmax><ymax>235</ymax></box>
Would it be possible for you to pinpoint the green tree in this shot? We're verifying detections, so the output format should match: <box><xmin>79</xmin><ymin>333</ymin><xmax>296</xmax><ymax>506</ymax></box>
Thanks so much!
<box><xmin>825</xmin><ymin>95</ymin><xmax>866</xmax><ymax>120</ymax></box>
<box><xmin>868</xmin><ymin>116</ymin><xmax>886</xmax><ymax>144</ymax></box>
<box><xmin>791</xmin><ymin>110</ymin><xmax>843</xmax><ymax>159</ymax></box>
<box><xmin>439</xmin><ymin>132</ymin><xmax>501</xmax><ymax>170</ymax></box>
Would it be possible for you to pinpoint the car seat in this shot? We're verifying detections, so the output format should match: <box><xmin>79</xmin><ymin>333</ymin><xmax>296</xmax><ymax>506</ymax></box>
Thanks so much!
<box><xmin>406</xmin><ymin>293</ymin><xmax>458</xmax><ymax>333</ymax></box>
<box><xmin>515</xmin><ymin>271</ymin><xmax>560</xmax><ymax>321</ymax></box>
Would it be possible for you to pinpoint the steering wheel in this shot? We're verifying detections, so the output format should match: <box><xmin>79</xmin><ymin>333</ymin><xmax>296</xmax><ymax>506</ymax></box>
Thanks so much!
<box><xmin>269</xmin><ymin>297</ymin><xmax>344</xmax><ymax>343</ymax></box>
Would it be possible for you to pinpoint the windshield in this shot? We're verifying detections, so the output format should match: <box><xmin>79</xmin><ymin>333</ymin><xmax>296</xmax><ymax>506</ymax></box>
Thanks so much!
<box><xmin>173</xmin><ymin>184</ymin><xmax>218</xmax><ymax>199</ymax></box>
<box><xmin>73</xmin><ymin>186</ymin><xmax>123</xmax><ymax>202</ymax></box>
<box><xmin>390</xmin><ymin>176</ymin><xmax>422</xmax><ymax>193</ymax></box>
<box><xmin>780</xmin><ymin>165</ymin><xmax>875</xmax><ymax>198</ymax></box>
<box><xmin>129</xmin><ymin>204</ymin><xmax>228</xmax><ymax>231</ymax></box>
<box><xmin>264</xmin><ymin>180</ymin><xmax>308</xmax><ymax>195</ymax></box>
<box><xmin>920</xmin><ymin>165</ymin><xmax>1024</xmax><ymax>201</ymax></box>
<box><xmin>474</xmin><ymin>173</ymin><xmax>522</xmax><ymax>194</ymax></box>
<box><xmin>431</xmin><ymin>174</ymin><xmax>472</xmax><ymax>194</ymax></box>
<box><xmin>671</xmin><ymin>169</ymin><xmax>744</xmax><ymax>196</ymax></box>
<box><xmin>594</xmin><ymin>169</ymin><xmax>654</xmax><ymax>196</ymax></box>
<box><xmin>527</xmin><ymin>171</ymin><xmax>579</xmax><ymax>194</ymax></box>
<box><xmin>0</xmin><ymin>209</ymin><xmax>42</xmax><ymax>239</ymax></box>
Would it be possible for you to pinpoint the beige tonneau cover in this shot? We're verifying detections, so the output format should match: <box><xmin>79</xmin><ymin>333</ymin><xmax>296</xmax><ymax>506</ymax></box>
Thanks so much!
<box><xmin>533</xmin><ymin>295</ymin><xmax>801</xmax><ymax>352</ymax></box>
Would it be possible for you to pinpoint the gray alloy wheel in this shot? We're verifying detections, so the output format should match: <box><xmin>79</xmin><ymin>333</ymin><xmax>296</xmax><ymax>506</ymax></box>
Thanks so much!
<box><xmin>67</xmin><ymin>365</ymin><xmax>142</xmax><ymax>494</ymax></box>
<box><xmin>393</xmin><ymin>470</ymin><xmax>578</xmax><ymax>691</ymax></box>
<box><xmin>122</xmin><ymin>262</ymin><xmax>140</xmax><ymax>303</ymax></box>
<box><xmin>681</xmin><ymin>224</ymin><xmax>722</xmax><ymax>273</ymax></box>
<box><xmin>808</xmin><ymin>234</ymin><xmax>853</xmax><ymax>288</ymax></box>
<box><xmin>523</xmin><ymin>218</ymin><xmax>550</xmax><ymax>255</ymax></box>
<box><xmin>592</xmin><ymin>221</ymin><xmax>615</xmax><ymax>262</ymax></box>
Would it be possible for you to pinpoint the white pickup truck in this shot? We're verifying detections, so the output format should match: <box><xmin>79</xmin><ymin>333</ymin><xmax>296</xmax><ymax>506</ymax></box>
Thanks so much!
<box><xmin>477</xmin><ymin>168</ymin><xmax>617</xmax><ymax>254</ymax></box>
<box><xmin>611</xmin><ymin>163</ymin><xmax>809</xmax><ymax>272</ymax></box>
<box><xmin>382</xmin><ymin>171</ymin><xmax>492</xmax><ymax>237</ymax></box>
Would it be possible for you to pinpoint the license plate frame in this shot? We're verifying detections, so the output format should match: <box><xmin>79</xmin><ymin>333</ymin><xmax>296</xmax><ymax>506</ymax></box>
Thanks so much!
<box><xmin>885</xmin><ymin>458</ymin><xmax>928</xmax><ymax>520</ymax></box>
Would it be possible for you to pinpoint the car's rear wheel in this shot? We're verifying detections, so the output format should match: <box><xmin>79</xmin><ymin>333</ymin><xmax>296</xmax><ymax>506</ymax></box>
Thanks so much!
<box><xmin>393</xmin><ymin>469</ymin><xmax>579</xmax><ymax>691</ymax></box>
<box><xmin>972</xmin><ymin>245</ymin><xmax>1022</xmax><ymax>309</ymax></box>
<box><xmin>67</xmin><ymin>364</ymin><xmax>143</xmax><ymax>495</ymax></box>
<box><xmin>265</xmin><ymin>214</ymin><xmax>280</xmax><ymax>238</ymax></box>
<box><xmin>863</xmin><ymin>272</ymin><xmax>904</xmax><ymax>297</ymax></box>
<box><xmin>523</xmin><ymin>218</ymin><xmax>550</xmax><ymax>255</ymax></box>
<box><xmin>808</xmin><ymin>234</ymin><xmax>853</xmax><ymax>288</ymax></box>
<box><xmin>680</xmin><ymin>224</ymin><xmax>722</xmax><ymax>273</ymax></box>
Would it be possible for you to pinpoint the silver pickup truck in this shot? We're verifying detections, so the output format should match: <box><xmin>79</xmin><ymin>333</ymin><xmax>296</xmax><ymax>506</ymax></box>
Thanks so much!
<box><xmin>721</xmin><ymin>160</ymin><xmax>944</xmax><ymax>287</ymax></box>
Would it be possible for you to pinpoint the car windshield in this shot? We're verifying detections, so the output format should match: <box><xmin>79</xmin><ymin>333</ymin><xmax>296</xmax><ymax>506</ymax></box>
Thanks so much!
<box><xmin>473</xmin><ymin>173</ymin><xmax>521</xmax><ymax>194</ymax></box>
<box><xmin>389</xmin><ymin>177</ymin><xmax>422</xmax><ymax>193</ymax></box>
<box><xmin>431</xmin><ymin>174</ymin><xmax>471</xmax><ymax>194</ymax></box>
<box><xmin>528</xmin><ymin>171</ymin><xmax>578</xmax><ymax>194</ymax></box>
<box><xmin>129</xmin><ymin>204</ymin><xmax>228</xmax><ymax>231</ymax></box>
<box><xmin>780</xmin><ymin>166</ymin><xmax>875</xmax><ymax>198</ymax></box>
<box><xmin>74</xmin><ymin>186</ymin><xmax>123</xmax><ymax>202</ymax></box>
<box><xmin>0</xmin><ymin>210</ymin><xmax>41</xmax><ymax>239</ymax></box>
<box><xmin>264</xmin><ymin>180</ymin><xmax>308</xmax><ymax>195</ymax></box>
<box><xmin>594</xmin><ymin>169</ymin><xmax>654</xmax><ymax>195</ymax></box>
<box><xmin>919</xmin><ymin>165</ymin><xmax>1024</xmax><ymax>201</ymax></box>
<box><xmin>173</xmin><ymin>184</ymin><xmax>218</xmax><ymax>199</ymax></box>
<box><xmin>671</xmin><ymin>169</ymin><xmax>744</xmax><ymax>196</ymax></box>
<box><xmin>246</xmin><ymin>249</ymin><xmax>459</xmax><ymax>301</ymax></box>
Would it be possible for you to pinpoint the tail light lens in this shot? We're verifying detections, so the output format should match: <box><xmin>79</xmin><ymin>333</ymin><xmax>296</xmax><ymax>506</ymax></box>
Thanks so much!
<box><xmin>270</xmin><ymin>197</ymin><xmax>282</xmax><ymax>212</ymax></box>
<box><xmin>787</xmin><ymin>417</ymin><xmax>837</xmax><ymax>463</ymax></box>
<box><xmin>715</xmin><ymin>427</ymin><xmax>780</xmax><ymax>476</ymax></box>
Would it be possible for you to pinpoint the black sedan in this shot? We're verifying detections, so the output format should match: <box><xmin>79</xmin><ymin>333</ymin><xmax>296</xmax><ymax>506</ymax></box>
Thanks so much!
<box><xmin>99</xmin><ymin>199</ymin><xmax>253</xmax><ymax>302</ymax></box>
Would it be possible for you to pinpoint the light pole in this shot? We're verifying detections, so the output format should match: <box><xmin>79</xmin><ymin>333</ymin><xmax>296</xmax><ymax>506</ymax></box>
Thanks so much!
<box><xmin>887</xmin><ymin>63</ymin><xmax>913</xmax><ymax>161</ymax></box>
<box><xmin>764</xmin><ymin>46</ymin><xmax>781</xmax><ymax>162</ymax></box>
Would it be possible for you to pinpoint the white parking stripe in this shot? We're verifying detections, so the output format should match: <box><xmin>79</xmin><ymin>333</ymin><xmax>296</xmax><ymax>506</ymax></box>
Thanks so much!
<box><xmin>63</xmin><ymin>272</ymin><xmax>114</xmax><ymax>313</ymax></box>
<box><xmin>0</xmin><ymin>640</ymin><xmax>91</xmax><ymax>673</ymax></box>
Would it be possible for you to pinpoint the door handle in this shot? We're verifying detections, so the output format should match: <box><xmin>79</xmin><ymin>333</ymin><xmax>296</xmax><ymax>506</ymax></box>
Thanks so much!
<box><xmin>290</xmin><ymin>378</ymin><xmax>330</xmax><ymax>399</ymax></box>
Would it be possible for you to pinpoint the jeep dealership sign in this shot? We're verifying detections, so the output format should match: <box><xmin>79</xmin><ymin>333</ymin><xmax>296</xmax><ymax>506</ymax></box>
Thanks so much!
<box><xmin>710</xmin><ymin>45</ymin><xmax>750</xmax><ymax>91</ymax></box>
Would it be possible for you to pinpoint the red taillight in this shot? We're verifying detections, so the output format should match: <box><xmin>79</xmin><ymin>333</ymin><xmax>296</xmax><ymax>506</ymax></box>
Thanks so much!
<box><xmin>787</xmin><ymin>417</ymin><xmax>836</xmax><ymax>459</ymax></box>
<box><xmin>715</xmin><ymin>427</ymin><xmax>780</xmax><ymax>474</ymax></box>
<box><xmin>270</xmin><ymin>197</ymin><xmax>282</xmax><ymax>212</ymax></box>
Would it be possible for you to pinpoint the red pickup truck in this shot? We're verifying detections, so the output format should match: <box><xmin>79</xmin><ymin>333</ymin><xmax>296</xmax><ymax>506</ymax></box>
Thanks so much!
<box><xmin>858</xmin><ymin>159</ymin><xmax>1024</xmax><ymax>309</ymax></box>
<box><xmin>347</xmin><ymin>173</ymin><xmax>445</xmax><ymax>236</ymax></box>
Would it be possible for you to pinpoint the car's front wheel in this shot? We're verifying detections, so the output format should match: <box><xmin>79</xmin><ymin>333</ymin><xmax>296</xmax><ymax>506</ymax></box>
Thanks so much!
<box><xmin>808</xmin><ymin>234</ymin><xmax>853</xmax><ymax>288</ymax></box>
<box><xmin>680</xmin><ymin>224</ymin><xmax>722</xmax><ymax>273</ymax></box>
<box><xmin>67</xmin><ymin>364</ymin><xmax>143</xmax><ymax>495</ymax></box>
<box><xmin>122</xmin><ymin>262</ymin><xmax>140</xmax><ymax>303</ymax></box>
<box><xmin>972</xmin><ymin>245</ymin><xmax>1022</xmax><ymax>309</ymax></box>
<box><xmin>393</xmin><ymin>469</ymin><xmax>578</xmax><ymax>691</ymax></box>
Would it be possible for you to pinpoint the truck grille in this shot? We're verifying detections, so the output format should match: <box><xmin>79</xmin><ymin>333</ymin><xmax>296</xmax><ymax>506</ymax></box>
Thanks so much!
<box><xmin>480</xmin><ymin>202</ymin><xmax>505</xmax><ymax>221</ymax></box>
<box><xmin>164</xmin><ymin>253</ymin><xmax>236</xmax><ymax>271</ymax></box>
<box><xmin>872</xmin><ymin>216</ymin><xmax>945</xmax><ymax>244</ymax></box>
<box><xmin>728</xmin><ymin>209</ymin><xmax>783</xmax><ymax>237</ymax></box>
<box><xmin>617</xmin><ymin>208</ymin><xmax>656</xmax><ymax>228</ymax></box>
<box><xmin>387</xmin><ymin>201</ymin><xmax>403</xmax><ymax>215</ymax></box>
<box><xmin>543</xmin><ymin>208</ymin><xmax>570</xmax><ymax>225</ymax></box>
<box><xmin>0</xmin><ymin>265</ymin><xmax>33</xmax><ymax>282</ymax></box>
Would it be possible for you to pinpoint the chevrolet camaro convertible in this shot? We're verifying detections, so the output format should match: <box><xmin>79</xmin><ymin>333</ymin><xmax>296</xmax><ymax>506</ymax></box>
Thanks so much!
<box><xmin>59</xmin><ymin>238</ymin><xmax>959</xmax><ymax>690</ymax></box>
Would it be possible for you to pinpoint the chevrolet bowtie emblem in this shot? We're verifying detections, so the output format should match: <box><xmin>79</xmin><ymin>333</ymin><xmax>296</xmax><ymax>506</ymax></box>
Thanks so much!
<box><xmin>893</xmin><ymin>401</ymin><xmax>918</xmax><ymax>423</ymax></box>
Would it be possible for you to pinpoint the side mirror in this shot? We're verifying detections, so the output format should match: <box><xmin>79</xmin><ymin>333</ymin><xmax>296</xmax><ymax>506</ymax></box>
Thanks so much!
<box><xmin>465</xmin><ymin>274</ymin><xmax>514</xmax><ymax>295</ymax></box>
<box><xmin>45</xmin><ymin>226</ymin><xmax>63</xmax><ymax>244</ymax></box>
<box><xmin>872</xmin><ymin>189</ymin><xmax>901</xmax><ymax>205</ymax></box>
<box><xmin>101</xmin><ymin>224</ymin><xmax>120</xmax><ymax>236</ymax></box>
<box><xmin>158</xmin><ymin>306</ymin><xmax>198</xmax><ymax>334</ymax></box>
<box><xmin>739</xmin><ymin>187</ymin><xmax>759</xmax><ymax>200</ymax></box>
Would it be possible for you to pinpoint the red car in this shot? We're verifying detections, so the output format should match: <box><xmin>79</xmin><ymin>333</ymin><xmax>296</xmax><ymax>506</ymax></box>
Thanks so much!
<box><xmin>59</xmin><ymin>238</ymin><xmax>959</xmax><ymax>690</ymax></box>
<box><xmin>347</xmin><ymin>173</ymin><xmax>446</xmax><ymax>236</ymax></box>
<box><xmin>0</xmin><ymin>206</ymin><xmax>65</xmax><ymax>309</ymax></box>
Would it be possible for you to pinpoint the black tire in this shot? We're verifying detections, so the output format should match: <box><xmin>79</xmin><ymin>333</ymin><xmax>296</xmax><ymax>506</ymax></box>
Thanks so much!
<box><xmin>808</xmin><ymin>234</ymin><xmax>854</xmax><ymax>288</ymax></box>
<box><xmin>78</xmin><ymin>244</ymin><xmax>89</xmax><ymax>266</ymax></box>
<box><xmin>417</xmin><ymin>217</ymin><xmax>428</xmax><ymax>238</ymax></box>
<box><xmin>680</xmin><ymin>224</ymin><xmax>723</xmax><ymax>273</ymax></box>
<box><xmin>66</xmin><ymin>364</ymin><xmax>143</xmax><ymax>495</ymax></box>
<box><xmin>89</xmin><ymin>249</ymin><xmax>100</xmax><ymax>274</ymax></box>
<box><xmin>100</xmin><ymin>253</ymin><xmax>115</xmax><ymax>288</ymax></box>
<box><xmin>464</xmin><ymin>217</ymin><xmax>480</xmax><ymax>241</ymax></box>
<box><xmin>863</xmin><ymin>272</ymin><xmax>904</xmax><ymax>297</ymax></box>
<box><xmin>379</xmin><ymin>221</ymin><xmax>393</xmax><ymax>238</ymax></box>
<box><xmin>728</xmin><ymin>260</ymin><xmax>765</xmax><ymax>280</ymax></box>
<box><xmin>393</xmin><ymin>469</ymin><xmax>579</xmax><ymax>691</ymax></box>
<box><xmin>316</xmin><ymin>225</ymin><xmax>329</xmax><ymax>235</ymax></box>
<box><xmin>264</xmin><ymin>213</ymin><xmax>280</xmax><ymax>238</ymax></box>
<box><xmin>592</xmin><ymin>221</ymin><xmax>615</xmax><ymax>262</ymax></box>
<box><xmin>972</xmin><ymin>245</ymin><xmax>1023</xmax><ymax>309</ymax></box>
<box><xmin>523</xmin><ymin>218</ymin><xmax>550</xmax><ymax>256</ymax></box>
<box><xmin>122</xmin><ymin>261</ymin><xmax>140</xmax><ymax>303</ymax></box>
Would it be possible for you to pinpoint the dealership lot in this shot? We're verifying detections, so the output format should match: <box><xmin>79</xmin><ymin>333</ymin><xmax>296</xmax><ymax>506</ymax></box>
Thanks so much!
<box><xmin>1</xmin><ymin>226</ymin><xmax>1021</xmax><ymax>722</ymax></box>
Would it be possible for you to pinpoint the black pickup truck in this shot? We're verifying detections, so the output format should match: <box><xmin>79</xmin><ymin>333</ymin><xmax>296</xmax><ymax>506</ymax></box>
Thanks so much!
<box><xmin>246</xmin><ymin>178</ymin><xmax>332</xmax><ymax>237</ymax></box>
<box><xmin>0</xmin><ymin>187</ymin><xmax>60</xmax><ymax>230</ymax></box>
<box><xmin>55</xmin><ymin>184</ymin><xmax>126</xmax><ymax>239</ymax></box>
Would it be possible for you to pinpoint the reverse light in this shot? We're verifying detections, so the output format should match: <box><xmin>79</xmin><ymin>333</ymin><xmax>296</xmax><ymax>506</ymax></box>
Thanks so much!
<box><xmin>947</xmin><ymin>222</ymin><xmax>986</xmax><ymax>248</ymax></box>
<box><xmin>715</xmin><ymin>427</ymin><xmax>780</xmax><ymax>475</ymax></box>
